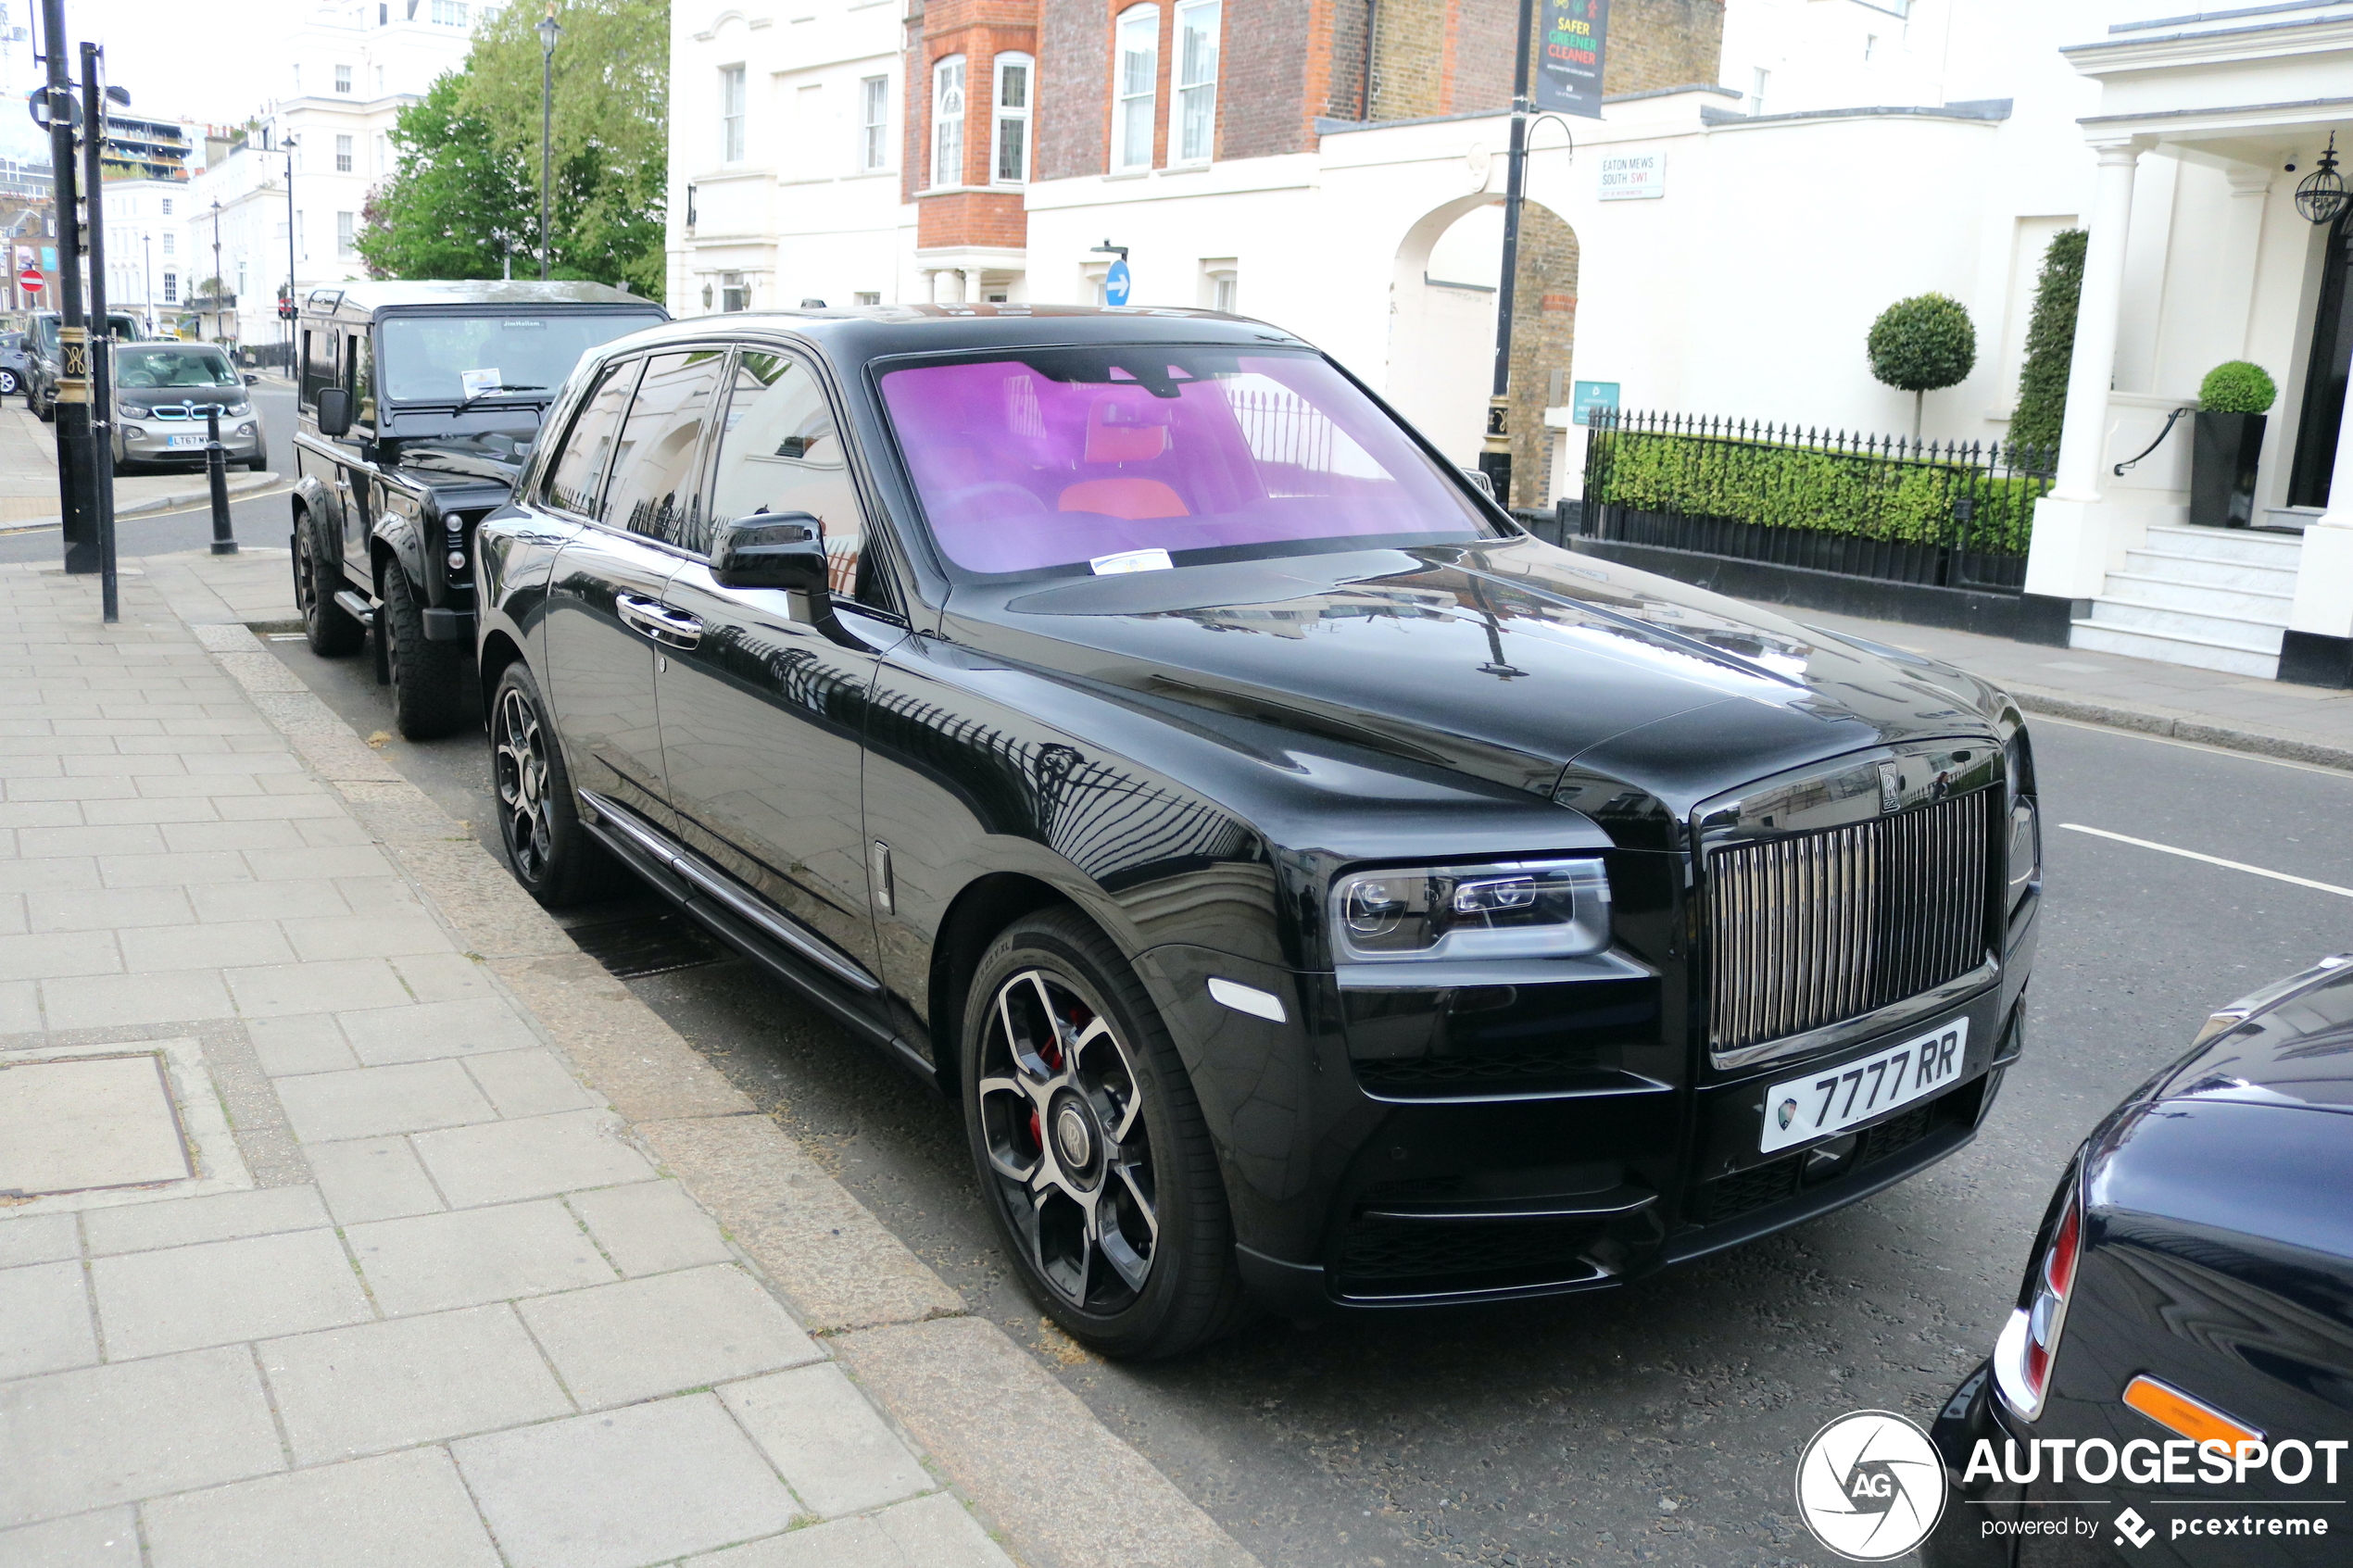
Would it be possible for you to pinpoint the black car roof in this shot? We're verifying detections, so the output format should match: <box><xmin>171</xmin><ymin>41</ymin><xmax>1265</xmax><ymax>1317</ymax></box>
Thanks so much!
<box><xmin>585</xmin><ymin>304</ymin><xmax>1311</xmax><ymax>370</ymax></box>
<box><xmin>303</xmin><ymin>280</ymin><xmax>666</xmax><ymax>325</ymax></box>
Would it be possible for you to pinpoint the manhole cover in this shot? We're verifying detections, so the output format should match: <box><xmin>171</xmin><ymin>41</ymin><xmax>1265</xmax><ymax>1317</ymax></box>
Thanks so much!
<box><xmin>0</xmin><ymin>1053</ymin><xmax>192</xmax><ymax>1198</ymax></box>
<box><xmin>568</xmin><ymin>909</ymin><xmax>730</xmax><ymax>980</ymax></box>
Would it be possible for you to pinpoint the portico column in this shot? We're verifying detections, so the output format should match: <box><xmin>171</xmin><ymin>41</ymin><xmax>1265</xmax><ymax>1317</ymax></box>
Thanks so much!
<box><xmin>2022</xmin><ymin>143</ymin><xmax>2145</xmax><ymax>614</ymax></box>
<box><xmin>2281</xmin><ymin>383</ymin><xmax>2353</xmax><ymax>685</ymax></box>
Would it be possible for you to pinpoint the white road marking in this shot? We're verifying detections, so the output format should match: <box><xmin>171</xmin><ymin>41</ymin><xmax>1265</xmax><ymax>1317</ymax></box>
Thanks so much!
<box><xmin>2058</xmin><ymin>823</ymin><xmax>2353</xmax><ymax>898</ymax></box>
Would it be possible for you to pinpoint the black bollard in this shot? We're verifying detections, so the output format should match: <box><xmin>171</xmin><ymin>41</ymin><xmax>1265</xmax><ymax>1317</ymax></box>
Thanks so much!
<box><xmin>206</xmin><ymin>406</ymin><xmax>237</xmax><ymax>556</ymax></box>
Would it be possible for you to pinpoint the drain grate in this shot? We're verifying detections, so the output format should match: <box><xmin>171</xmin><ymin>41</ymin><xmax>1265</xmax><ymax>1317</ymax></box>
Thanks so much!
<box><xmin>567</xmin><ymin>909</ymin><xmax>731</xmax><ymax>979</ymax></box>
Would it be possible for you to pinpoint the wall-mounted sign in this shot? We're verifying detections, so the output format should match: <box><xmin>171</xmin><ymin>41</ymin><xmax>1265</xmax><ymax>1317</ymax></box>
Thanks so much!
<box><xmin>1598</xmin><ymin>150</ymin><xmax>1665</xmax><ymax>200</ymax></box>
<box><xmin>1534</xmin><ymin>0</ymin><xmax>1610</xmax><ymax>120</ymax></box>
<box><xmin>1571</xmin><ymin>381</ymin><xmax>1620</xmax><ymax>425</ymax></box>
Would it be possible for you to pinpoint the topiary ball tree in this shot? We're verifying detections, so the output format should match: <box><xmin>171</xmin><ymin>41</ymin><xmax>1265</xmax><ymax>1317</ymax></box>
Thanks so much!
<box><xmin>2198</xmin><ymin>360</ymin><xmax>2277</xmax><ymax>416</ymax></box>
<box><xmin>1868</xmin><ymin>293</ymin><xmax>1978</xmax><ymax>444</ymax></box>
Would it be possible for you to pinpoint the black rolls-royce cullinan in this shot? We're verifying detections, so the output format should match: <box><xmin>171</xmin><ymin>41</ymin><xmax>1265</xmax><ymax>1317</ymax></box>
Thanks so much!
<box><xmin>472</xmin><ymin>306</ymin><xmax>2041</xmax><ymax>1358</ymax></box>
<box><xmin>1923</xmin><ymin>955</ymin><xmax>2353</xmax><ymax>1566</ymax></box>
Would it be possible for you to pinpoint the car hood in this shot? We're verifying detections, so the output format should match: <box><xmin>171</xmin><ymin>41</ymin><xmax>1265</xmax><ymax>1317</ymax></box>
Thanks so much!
<box><xmin>2140</xmin><ymin>962</ymin><xmax>2353</xmax><ymax>1119</ymax></box>
<box><xmin>945</xmin><ymin>536</ymin><xmax>2012</xmax><ymax>819</ymax></box>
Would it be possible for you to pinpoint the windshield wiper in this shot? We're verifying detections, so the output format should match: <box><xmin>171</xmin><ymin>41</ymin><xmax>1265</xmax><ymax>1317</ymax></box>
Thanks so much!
<box><xmin>456</xmin><ymin>383</ymin><xmax>550</xmax><ymax>410</ymax></box>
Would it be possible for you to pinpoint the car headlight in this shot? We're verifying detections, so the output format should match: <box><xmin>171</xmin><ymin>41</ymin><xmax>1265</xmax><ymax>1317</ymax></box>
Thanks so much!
<box><xmin>1330</xmin><ymin>858</ymin><xmax>1610</xmax><ymax>962</ymax></box>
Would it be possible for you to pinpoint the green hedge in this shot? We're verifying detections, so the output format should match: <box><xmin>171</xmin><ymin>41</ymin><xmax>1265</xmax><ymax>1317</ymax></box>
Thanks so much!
<box><xmin>1590</xmin><ymin>433</ymin><xmax>2046</xmax><ymax>556</ymax></box>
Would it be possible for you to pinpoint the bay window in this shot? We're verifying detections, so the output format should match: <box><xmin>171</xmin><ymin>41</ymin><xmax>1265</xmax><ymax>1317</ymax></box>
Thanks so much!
<box><xmin>993</xmin><ymin>53</ymin><xmax>1032</xmax><ymax>183</ymax></box>
<box><xmin>931</xmin><ymin>56</ymin><xmax>966</xmax><ymax>188</ymax></box>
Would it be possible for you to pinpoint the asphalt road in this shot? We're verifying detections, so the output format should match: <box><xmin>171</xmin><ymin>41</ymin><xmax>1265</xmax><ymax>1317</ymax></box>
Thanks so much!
<box><xmin>0</xmin><ymin>383</ymin><xmax>299</xmax><ymax>566</ymax></box>
<box><xmin>259</xmin><ymin>621</ymin><xmax>2353</xmax><ymax>1568</ymax></box>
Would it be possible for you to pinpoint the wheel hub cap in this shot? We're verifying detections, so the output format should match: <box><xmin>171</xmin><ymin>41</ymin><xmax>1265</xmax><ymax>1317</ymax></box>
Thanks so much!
<box><xmin>1051</xmin><ymin>1098</ymin><xmax>1098</xmax><ymax>1180</ymax></box>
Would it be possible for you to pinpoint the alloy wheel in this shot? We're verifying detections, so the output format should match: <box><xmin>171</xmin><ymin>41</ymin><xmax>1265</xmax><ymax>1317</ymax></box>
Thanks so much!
<box><xmin>295</xmin><ymin>529</ymin><xmax>318</xmax><ymax>616</ymax></box>
<box><xmin>493</xmin><ymin>684</ymin><xmax>557</xmax><ymax>884</ymax></box>
<box><xmin>976</xmin><ymin>968</ymin><xmax>1159</xmax><ymax>1313</ymax></box>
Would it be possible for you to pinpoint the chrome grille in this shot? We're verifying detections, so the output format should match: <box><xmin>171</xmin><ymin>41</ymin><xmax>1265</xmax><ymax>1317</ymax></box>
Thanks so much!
<box><xmin>1708</xmin><ymin>788</ymin><xmax>1993</xmax><ymax>1052</ymax></box>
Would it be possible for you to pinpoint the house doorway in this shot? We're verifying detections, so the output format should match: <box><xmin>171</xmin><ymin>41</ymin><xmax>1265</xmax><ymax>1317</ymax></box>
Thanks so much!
<box><xmin>2288</xmin><ymin>211</ymin><xmax>2353</xmax><ymax>509</ymax></box>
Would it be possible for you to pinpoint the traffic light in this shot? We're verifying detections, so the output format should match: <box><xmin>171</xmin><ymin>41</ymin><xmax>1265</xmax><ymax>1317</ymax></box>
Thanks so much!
<box><xmin>277</xmin><ymin>299</ymin><xmax>296</xmax><ymax>320</ymax></box>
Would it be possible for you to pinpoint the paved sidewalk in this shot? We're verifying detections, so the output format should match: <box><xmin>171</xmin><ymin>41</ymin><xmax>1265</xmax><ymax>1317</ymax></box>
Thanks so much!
<box><xmin>1799</xmin><ymin>607</ymin><xmax>2353</xmax><ymax>769</ymax></box>
<box><xmin>0</xmin><ymin>571</ymin><xmax>1091</xmax><ymax>1561</ymax></box>
<box><xmin>1</xmin><ymin>403</ymin><xmax>281</xmax><ymax>529</ymax></box>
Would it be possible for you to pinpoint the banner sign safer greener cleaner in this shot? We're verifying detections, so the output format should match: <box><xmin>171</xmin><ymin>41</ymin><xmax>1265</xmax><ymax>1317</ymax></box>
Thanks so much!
<box><xmin>1534</xmin><ymin>0</ymin><xmax>1609</xmax><ymax>119</ymax></box>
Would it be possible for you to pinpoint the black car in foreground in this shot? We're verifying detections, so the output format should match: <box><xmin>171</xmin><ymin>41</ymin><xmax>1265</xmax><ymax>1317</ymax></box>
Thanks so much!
<box><xmin>288</xmin><ymin>282</ymin><xmax>667</xmax><ymax>738</ymax></box>
<box><xmin>475</xmin><ymin>305</ymin><xmax>2041</xmax><ymax>1358</ymax></box>
<box><xmin>1924</xmin><ymin>955</ymin><xmax>2353</xmax><ymax>1566</ymax></box>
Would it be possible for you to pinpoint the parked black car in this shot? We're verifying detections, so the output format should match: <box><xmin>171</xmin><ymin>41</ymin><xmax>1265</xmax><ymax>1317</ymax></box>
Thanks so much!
<box><xmin>22</xmin><ymin>309</ymin><xmax>141</xmax><ymax>421</ymax></box>
<box><xmin>1923</xmin><ymin>955</ymin><xmax>2353</xmax><ymax>1566</ymax></box>
<box><xmin>475</xmin><ymin>306</ymin><xmax>2042</xmax><ymax>1358</ymax></box>
<box><xmin>287</xmin><ymin>282</ymin><xmax>667</xmax><ymax>738</ymax></box>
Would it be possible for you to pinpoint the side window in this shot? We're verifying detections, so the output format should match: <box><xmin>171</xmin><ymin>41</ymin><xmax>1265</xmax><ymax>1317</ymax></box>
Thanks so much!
<box><xmin>709</xmin><ymin>351</ymin><xmax>880</xmax><ymax>604</ymax></box>
<box><xmin>300</xmin><ymin>328</ymin><xmax>337</xmax><ymax>408</ymax></box>
<box><xmin>599</xmin><ymin>350</ymin><xmax>728</xmax><ymax>548</ymax></box>
<box><xmin>346</xmin><ymin>332</ymin><xmax>376</xmax><ymax>424</ymax></box>
<box><xmin>544</xmin><ymin>359</ymin><xmax>639</xmax><ymax>518</ymax></box>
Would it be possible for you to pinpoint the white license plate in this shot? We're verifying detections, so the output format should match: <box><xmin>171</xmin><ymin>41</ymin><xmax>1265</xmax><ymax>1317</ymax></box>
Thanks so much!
<box><xmin>1759</xmin><ymin>1018</ymin><xmax>1968</xmax><ymax>1153</ymax></box>
<box><xmin>164</xmin><ymin>433</ymin><xmax>206</xmax><ymax>449</ymax></box>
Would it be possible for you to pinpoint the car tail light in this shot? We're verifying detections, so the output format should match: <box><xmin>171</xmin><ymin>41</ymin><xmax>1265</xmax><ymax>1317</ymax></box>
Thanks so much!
<box><xmin>1995</xmin><ymin>1174</ymin><xmax>2082</xmax><ymax>1422</ymax></box>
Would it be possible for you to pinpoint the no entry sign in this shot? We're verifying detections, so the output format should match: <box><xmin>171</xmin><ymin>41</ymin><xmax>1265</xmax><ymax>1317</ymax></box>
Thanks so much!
<box><xmin>18</xmin><ymin>266</ymin><xmax>43</xmax><ymax>292</ymax></box>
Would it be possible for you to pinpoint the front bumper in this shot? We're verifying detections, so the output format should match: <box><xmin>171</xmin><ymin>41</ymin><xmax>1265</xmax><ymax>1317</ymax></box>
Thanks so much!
<box><xmin>119</xmin><ymin>421</ymin><xmax>262</xmax><ymax>463</ymax></box>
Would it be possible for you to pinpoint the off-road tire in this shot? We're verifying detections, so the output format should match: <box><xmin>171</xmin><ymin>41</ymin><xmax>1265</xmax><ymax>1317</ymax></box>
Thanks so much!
<box><xmin>379</xmin><ymin>561</ymin><xmax>468</xmax><ymax>740</ymax></box>
<box><xmin>488</xmin><ymin>661</ymin><xmax>627</xmax><ymax>908</ymax></box>
<box><xmin>294</xmin><ymin>520</ymin><xmax>364</xmax><ymax>658</ymax></box>
<box><xmin>962</xmin><ymin>909</ymin><xmax>1251</xmax><ymax>1360</ymax></box>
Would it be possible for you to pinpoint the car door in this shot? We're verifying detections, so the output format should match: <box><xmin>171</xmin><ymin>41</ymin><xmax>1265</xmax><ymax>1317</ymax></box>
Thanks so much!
<box><xmin>656</xmin><ymin>346</ymin><xmax>903</xmax><ymax>988</ymax></box>
<box><xmin>539</xmin><ymin>352</ymin><xmax>693</xmax><ymax>829</ymax></box>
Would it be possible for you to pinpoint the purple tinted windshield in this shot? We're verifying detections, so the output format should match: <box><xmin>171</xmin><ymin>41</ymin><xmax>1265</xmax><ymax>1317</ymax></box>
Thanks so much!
<box><xmin>877</xmin><ymin>349</ymin><xmax>1496</xmax><ymax>576</ymax></box>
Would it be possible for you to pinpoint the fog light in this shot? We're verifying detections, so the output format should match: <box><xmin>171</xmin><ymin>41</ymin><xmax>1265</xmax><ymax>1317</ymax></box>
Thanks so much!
<box><xmin>447</xmin><ymin>550</ymin><xmax>466</xmax><ymax>571</ymax></box>
<box><xmin>236</xmin><ymin>422</ymin><xmax>255</xmax><ymax>435</ymax></box>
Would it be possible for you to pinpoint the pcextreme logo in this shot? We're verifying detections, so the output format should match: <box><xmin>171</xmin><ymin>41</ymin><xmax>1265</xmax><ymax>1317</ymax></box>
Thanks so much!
<box><xmin>1794</xmin><ymin>1411</ymin><xmax>1947</xmax><ymax>1562</ymax></box>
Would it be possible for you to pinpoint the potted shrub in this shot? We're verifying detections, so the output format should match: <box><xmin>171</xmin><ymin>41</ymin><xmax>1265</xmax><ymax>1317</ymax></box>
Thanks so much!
<box><xmin>2191</xmin><ymin>360</ymin><xmax>2276</xmax><ymax>528</ymax></box>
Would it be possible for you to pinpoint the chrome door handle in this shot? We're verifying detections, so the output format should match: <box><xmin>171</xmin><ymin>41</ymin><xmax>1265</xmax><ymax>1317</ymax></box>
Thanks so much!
<box><xmin>614</xmin><ymin>592</ymin><xmax>703</xmax><ymax>649</ymax></box>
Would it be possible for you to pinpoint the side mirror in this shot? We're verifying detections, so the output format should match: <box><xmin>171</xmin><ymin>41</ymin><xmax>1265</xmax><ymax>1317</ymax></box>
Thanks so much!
<box><xmin>244</xmin><ymin>372</ymin><xmax>259</xmax><ymax>386</ymax></box>
<box><xmin>711</xmin><ymin>512</ymin><xmax>830</xmax><ymax>602</ymax></box>
<box><xmin>316</xmin><ymin>385</ymin><xmax>353</xmax><ymax>437</ymax></box>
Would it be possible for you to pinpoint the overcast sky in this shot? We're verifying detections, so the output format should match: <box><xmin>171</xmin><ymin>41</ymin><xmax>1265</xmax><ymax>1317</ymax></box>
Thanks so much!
<box><xmin>12</xmin><ymin>1</ymin><xmax>308</xmax><ymax>135</ymax></box>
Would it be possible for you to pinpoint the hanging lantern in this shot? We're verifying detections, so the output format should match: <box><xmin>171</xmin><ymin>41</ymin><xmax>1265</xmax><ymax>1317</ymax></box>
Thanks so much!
<box><xmin>2296</xmin><ymin>132</ymin><xmax>2349</xmax><ymax>226</ymax></box>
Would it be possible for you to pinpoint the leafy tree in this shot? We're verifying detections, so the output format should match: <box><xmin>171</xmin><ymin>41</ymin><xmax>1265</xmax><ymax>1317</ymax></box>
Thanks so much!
<box><xmin>1868</xmin><ymin>293</ymin><xmax>1977</xmax><ymax>442</ymax></box>
<box><xmin>359</xmin><ymin>0</ymin><xmax>667</xmax><ymax>299</ymax></box>
<box><xmin>355</xmin><ymin>74</ymin><xmax>535</xmax><ymax>282</ymax></box>
<box><xmin>2007</xmin><ymin>229</ymin><xmax>2086</xmax><ymax>463</ymax></box>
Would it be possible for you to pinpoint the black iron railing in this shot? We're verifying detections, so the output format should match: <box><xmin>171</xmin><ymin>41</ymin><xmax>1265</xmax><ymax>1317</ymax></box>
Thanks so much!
<box><xmin>1579</xmin><ymin>410</ymin><xmax>2056</xmax><ymax>594</ymax></box>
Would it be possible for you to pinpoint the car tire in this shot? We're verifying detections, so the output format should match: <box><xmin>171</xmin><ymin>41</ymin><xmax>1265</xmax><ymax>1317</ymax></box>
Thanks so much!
<box><xmin>246</xmin><ymin>457</ymin><xmax>269</xmax><ymax>473</ymax></box>
<box><xmin>35</xmin><ymin>393</ymin><xmax>53</xmax><ymax>423</ymax></box>
<box><xmin>961</xmin><ymin>909</ymin><xmax>1251</xmax><ymax>1360</ymax></box>
<box><xmin>488</xmin><ymin>661</ymin><xmax>627</xmax><ymax>909</ymax></box>
<box><xmin>294</xmin><ymin>520</ymin><xmax>365</xmax><ymax>658</ymax></box>
<box><xmin>0</xmin><ymin>370</ymin><xmax>16</xmax><ymax>395</ymax></box>
<box><xmin>378</xmin><ymin>562</ymin><xmax>468</xmax><ymax>740</ymax></box>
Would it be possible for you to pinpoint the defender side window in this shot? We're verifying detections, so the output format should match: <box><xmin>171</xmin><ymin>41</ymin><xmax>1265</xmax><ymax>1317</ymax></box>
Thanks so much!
<box><xmin>300</xmin><ymin>328</ymin><xmax>337</xmax><ymax>409</ymax></box>
<box><xmin>347</xmin><ymin>332</ymin><xmax>376</xmax><ymax>424</ymax></box>
<box><xmin>709</xmin><ymin>351</ymin><xmax>887</xmax><ymax>607</ymax></box>
<box><xmin>543</xmin><ymin>359</ymin><xmax>641</xmax><ymax>520</ymax></box>
<box><xmin>600</xmin><ymin>350</ymin><xmax>727</xmax><ymax>549</ymax></box>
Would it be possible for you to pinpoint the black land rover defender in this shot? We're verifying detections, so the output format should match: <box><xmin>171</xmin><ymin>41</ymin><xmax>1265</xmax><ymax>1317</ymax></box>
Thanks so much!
<box><xmin>288</xmin><ymin>282</ymin><xmax>667</xmax><ymax>737</ymax></box>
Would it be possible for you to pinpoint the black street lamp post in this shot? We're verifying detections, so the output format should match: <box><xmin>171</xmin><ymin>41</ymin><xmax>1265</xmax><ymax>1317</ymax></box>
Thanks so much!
<box><xmin>536</xmin><ymin>5</ymin><xmax>561</xmax><ymax>282</ymax></box>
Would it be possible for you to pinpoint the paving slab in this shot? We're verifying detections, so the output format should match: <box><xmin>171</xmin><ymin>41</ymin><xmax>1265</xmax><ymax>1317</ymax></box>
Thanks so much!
<box><xmin>272</xmin><ymin>1058</ymin><xmax>498</xmax><ymax>1144</ymax></box>
<box><xmin>719</xmin><ymin>1362</ymin><xmax>933</xmax><ymax>1519</ymax></box>
<box><xmin>453</xmin><ymin>1395</ymin><xmax>803</xmax><ymax>1568</ymax></box>
<box><xmin>0</xmin><ymin>1506</ymin><xmax>144</xmax><ymax>1568</ymax></box>
<box><xmin>139</xmin><ymin>1445</ymin><xmax>502</xmax><ymax>1568</ymax></box>
<box><xmin>0</xmin><ymin>1261</ymin><xmax>99</xmax><ymax>1378</ymax></box>
<box><xmin>566</xmin><ymin>1179</ymin><xmax>735</xmax><ymax>1276</ymax></box>
<box><xmin>89</xmin><ymin>1227</ymin><xmax>371</xmax><ymax>1360</ymax></box>
<box><xmin>338</xmin><ymin>996</ymin><xmax>544</xmax><ymax>1065</ymax></box>
<box><xmin>409</xmin><ymin>1108</ymin><xmax>656</xmax><ymax>1206</ymax></box>
<box><xmin>346</xmin><ymin>1198</ymin><xmax>615</xmax><ymax>1316</ymax></box>
<box><xmin>82</xmin><ymin>1185</ymin><xmax>329</xmax><ymax>1256</ymax></box>
<box><xmin>258</xmin><ymin>1303</ymin><xmax>573</xmax><ymax>1464</ymax></box>
<box><xmin>515</xmin><ymin>1264</ymin><xmax>821</xmax><ymax>1409</ymax></box>
<box><xmin>0</xmin><ymin>1346</ymin><xmax>284</xmax><ymax>1526</ymax></box>
<box><xmin>303</xmin><ymin>1134</ymin><xmax>447</xmax><ymax>1224</ymax></box>
<box><xmin>0</xmin><ymin>1212</ymin><xmax>80</xmax><ymax>1267</ymax></box>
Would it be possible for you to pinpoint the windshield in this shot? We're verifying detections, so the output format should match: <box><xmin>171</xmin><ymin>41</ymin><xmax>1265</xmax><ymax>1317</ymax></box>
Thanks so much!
<box><xmin>380</xmin><ymin>311</ymin><xmax>662</xmax><ymax>404</ymax></box>
<box><xmin>115</xmin><ymin>345</ymin><xmax>239</xmax><ymax>389</ymax></box>
<box><xmin>877</xmin><ymin>347</ymin><xmax>1500</xmax><ymax>579</ymax></box>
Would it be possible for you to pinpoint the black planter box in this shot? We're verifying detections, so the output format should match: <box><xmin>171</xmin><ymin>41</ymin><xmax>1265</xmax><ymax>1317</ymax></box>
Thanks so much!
<box><xmin>2190</xmin><ymin>410</ymin><xmax>2266</xmax><ymax>528</ymax></box>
